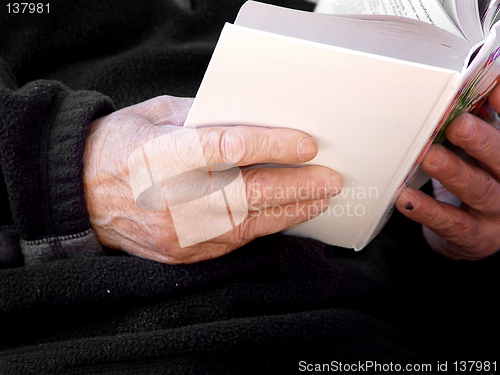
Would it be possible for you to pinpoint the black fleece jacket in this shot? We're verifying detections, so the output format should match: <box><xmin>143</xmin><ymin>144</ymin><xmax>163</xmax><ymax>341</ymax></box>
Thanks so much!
<box><xmin>0</xmin><ymin>1</ymin><xmax>499</xmax><ymax>374</ymax></box>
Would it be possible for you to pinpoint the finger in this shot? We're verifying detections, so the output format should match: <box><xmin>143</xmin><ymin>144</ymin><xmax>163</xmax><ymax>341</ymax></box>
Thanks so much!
<box><xmin>421</xmin><ymin>226</ymin><xmax>466</xmax><ymax>260</ymax></box>
<box><xmin>221</xmin><ymin>199</ymin><xmax>330</xmax><ymax>244</ymax></box>
<box><xmin>196</xmin><ymin>126</ymin><xmax>318</xmax><ymax>166</ymax></box>
<box><xmin>421</xmin><ymin>144</ymin><xmax>500</xmax><ymax>215</ymax></box>
<box><xmin>445</xmin><ymin>113</ymin><xmax>500</xmax><ymax>179</ymax></box>
<box><xmin>396</xmin><ymin>188</ymin><xmax>483</xmax><ymax>259</ymax></box>
<box><xmin>244</xmin><ymin>166</ymin><xmax>342</xmax><ymax>210</ymax></box>
<box><xmin>157</xmin><ymin>199</ymin><xmax>330</xmax><ymax>264</ymax></box>
<box><xmin>486</xmin><ymin>79</ymin><xmax>500</xmax><ymax>114</ymax></box>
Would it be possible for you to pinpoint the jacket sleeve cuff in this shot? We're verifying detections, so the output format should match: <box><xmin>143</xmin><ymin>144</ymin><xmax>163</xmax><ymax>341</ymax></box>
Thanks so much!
<box><xmin>0</xmin><ymin>80</ymin><xmax>115</xmax><ymax>265</ymax></box>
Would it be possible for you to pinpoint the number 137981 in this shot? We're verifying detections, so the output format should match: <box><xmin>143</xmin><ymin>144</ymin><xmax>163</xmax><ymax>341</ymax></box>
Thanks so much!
<box><xmin>6</xmin><ymin>3</ymin><xmax>49</xmax><ymax>13</ymax></box>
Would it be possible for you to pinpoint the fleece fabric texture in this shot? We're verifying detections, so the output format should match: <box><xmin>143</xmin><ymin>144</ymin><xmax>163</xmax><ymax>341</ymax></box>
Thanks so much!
<box><xmin>0</xmin><ymin>0</ymin><xmax>499</xmax><ymax>373</ymax></box>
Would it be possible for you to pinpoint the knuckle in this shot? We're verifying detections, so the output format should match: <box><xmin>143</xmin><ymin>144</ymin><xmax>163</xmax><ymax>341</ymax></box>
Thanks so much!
<box><xmin>261</xmin><ymin>131</ymin><xmax>283</xmax><ymax>161</ymax></box>
<box><xmin>245</xmin><ymin>169</ymin><xmax>270</xmax><ymax>208</ymax></box>
<box><xmin>288</xmin><ymin>204</ymin><xmax>311</xmax><ymax>225</ymax></box>
<box><xmin>447</xmin><ymin>233</ymin><xmax>488</xmax><ymax>261</ymax></box>
<box><xmin>419</xmin><ymin>200</ymin><xmax>442</xmax><ymax>226</ymax></box>
<box><xmin>445</xmin><ymin>158</ymin><xmax>471</xmax><ymax>188</ymax></box>
<box><xmin>219</xmin><ymin>128</ymin><xmax>246</xmax><ymax>164</ymax></box>
<box><xmin>445</xmin><ymin>242</ymin><xmax>474</xmax><ymax>260</ymax></box>
<box><xmin>471</xmin><ymin>176</ymin><xmax>500</xmax><ymax>210</ymax></box>
<box><xmin>233</xmin><ymin>213</ymin><xmax>259</xmax><ymax>242</ymax></box>
<box><xmin>444</xmin><ymin>211</ymin><xmax>472</xmax><ymax>236</ymax></box>
<box><xmin>421</xmin><ymin>201</ymin><xmax>474</xmax><ymax>239</ymax></box>
<box><xmin>474</xmin><ymin>125</ymin><xmax>497</xmax><ymax>154</ymax></box>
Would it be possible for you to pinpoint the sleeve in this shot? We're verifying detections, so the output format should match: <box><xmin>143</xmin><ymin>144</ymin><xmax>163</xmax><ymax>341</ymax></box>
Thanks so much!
<box><xmin>0</xmin><ymin>58</ymin><xmax>115</xmax><ymax>267</ymax></box>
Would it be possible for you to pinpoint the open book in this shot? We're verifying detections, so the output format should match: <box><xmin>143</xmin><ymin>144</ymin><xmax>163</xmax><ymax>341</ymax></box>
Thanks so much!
<box><xmin>184</xmin><ymin>0</ymin><xmax>500</xmax><ymax>250</ymax></box>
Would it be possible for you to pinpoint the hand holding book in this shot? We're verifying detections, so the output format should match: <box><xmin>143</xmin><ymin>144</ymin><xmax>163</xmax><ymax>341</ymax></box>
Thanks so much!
<box><xmin>185</xmin><ymin>0</ymin><xmax>500</xmax><ymax>254</ymax></box>
<box><xmin>396</xmin><ymin>86</ymin><xmax>500</xmax><ymax>260</ymax></box>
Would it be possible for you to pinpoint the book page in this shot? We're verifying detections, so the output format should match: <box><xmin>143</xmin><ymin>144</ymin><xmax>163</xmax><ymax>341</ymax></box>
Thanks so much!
<box><xmin>314</xmin><ymin>0</ymin><xmax>462</xmax><ymax>38</ymax></box>
<box><xmin>438</xmin><ymin>0</ymin><xmax>483</xmax><ymax>44</ymax></box>
<box><xmin>481</xmin><ymin>0</ymin><xmax>500</xmax><ymax>32</ymax></box>
<box><xmin>235</xmin><ymin>2</ymin><xmax>470</xmax><ymax>71</ymax></box>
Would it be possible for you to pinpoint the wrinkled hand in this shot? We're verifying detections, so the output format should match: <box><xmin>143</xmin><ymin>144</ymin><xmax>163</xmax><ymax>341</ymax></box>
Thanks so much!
<box><xmin>84</xmin><ymin>95</ymin><xmax>342</xmax><ymax>264</ymax></box>
<box><xmin>396</xmin><ymin>87</ymin><xmax>500</xmax><ymax>260</ymax></box>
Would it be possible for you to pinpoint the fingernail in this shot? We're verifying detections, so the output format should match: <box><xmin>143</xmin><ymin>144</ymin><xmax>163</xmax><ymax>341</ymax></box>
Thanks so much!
<box><xmin>456</xmin><ymin>116</ymin><xmax>475</xmax><ymax>139</ymax></box>
<box><xmin>398</xmin><ymin>190</ymin><xmax>418</xmax><ymax>211</ymax></box>
<box><xmin>298</xmin><ymin>137</ymin><xmax>318</xmax><ymax>161</ymax></box>
<box><xmin>326</xmin><ymin>173</ymin><xmax>342</xmax><ymax>197</ymax></box>
<box><xmin>429</xmin><ymin>146</ymin><xmax>447</xmax><ymax>168</ymax></box>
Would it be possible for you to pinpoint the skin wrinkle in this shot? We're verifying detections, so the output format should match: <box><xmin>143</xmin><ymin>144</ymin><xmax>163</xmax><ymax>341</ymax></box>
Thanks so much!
<box><xmin>442</xmin><ymin>150</ymin><xmax>500</xmax><ymax>213</ymax></box>
<box><xmin>245</xmin><ymin>168</ymin><xmax>266</xmax><ymax>209</ymax></box>
<box><xmin>451</xmin><ymin>116</ymin><xmax>500</xmax><ymax>176</ymax></box>
<box><xmin>475</xmin><ymin>121</ymin><xmax>497</xmax><ymax>155</ymax></box>
<box><xmin>219</xmin><ymin>127</ymin><xmax>246</xmax><ymax>166</ymax></box>
<box><xmin>233</xmin><ymin>212</ymin><xmax>259</xmax><ymax>243</ymax></box>
<box><xmin>258</xmin><ymin>129</ymin><xmax>278</xmax><ymax>162</ymax></box>
<box><xmin>424</xmin><ymin>145</ymin><xmax>497</xmax><ymax>211</ymax></box>
<box><xmin>472</xmin><ymin>176</ymin><xmax>500</xmax><ymax>213</ymax></box>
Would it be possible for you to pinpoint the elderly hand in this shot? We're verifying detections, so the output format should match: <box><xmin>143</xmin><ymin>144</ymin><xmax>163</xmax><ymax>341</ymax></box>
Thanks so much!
<box><xmin>396</xmin><ymin>86</ymin><xmax>500</xmax><ymax>260</ymax></box>
<box><xmin>84</xmin><ymin>95</ymin><xmax>342</xmax><ymax>264</ymax></box>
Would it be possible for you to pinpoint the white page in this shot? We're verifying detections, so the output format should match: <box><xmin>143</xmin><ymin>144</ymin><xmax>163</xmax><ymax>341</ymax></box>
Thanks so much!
<box><xmin>439</xmin><ymin>0</ymin><xmax>483</xmax><ymax>44</ymax></box>
<box><xmin>314</xmin><ymin>0</ymin><xmax>462</xmax><ymax>37</ymax></box>
<box><xmin>185</xmin><ymin>24</ymin><xmax>460</xmax><ymax>249</ymax></box>
<box><xmin>236</xmin><ymin>2</ymin><xmax>470</xmax><ymax>71</ymax></box>
<box><xmin>481</xmin><ymin>0</ymin><xmax>500</xmax><ymax>32</ymax></box>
